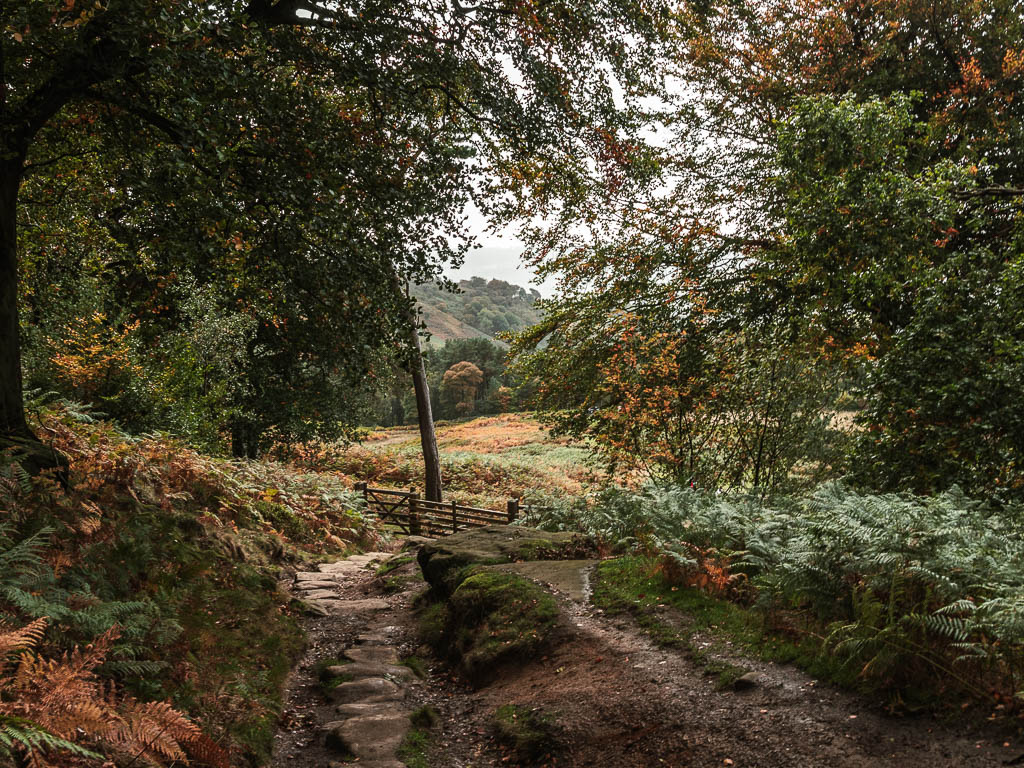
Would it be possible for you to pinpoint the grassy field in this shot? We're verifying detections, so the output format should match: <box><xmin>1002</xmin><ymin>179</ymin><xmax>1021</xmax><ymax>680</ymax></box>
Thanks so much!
<box><xmin>318</xmin><ymin>413</ymin><xmax>606</xmax><ymax>510</ymax></box>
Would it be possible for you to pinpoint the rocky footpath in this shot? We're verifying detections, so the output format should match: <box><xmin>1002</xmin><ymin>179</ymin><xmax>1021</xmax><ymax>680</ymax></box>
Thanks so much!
<box><xmin>273</xmin><ymin>550</ymin><xmax>419</xmax><ymax>768</ymax></box>
<box><xmin>272</xmin><ymin>527</ymin><xmax>1022</xmax><ymax>768</ymax></box>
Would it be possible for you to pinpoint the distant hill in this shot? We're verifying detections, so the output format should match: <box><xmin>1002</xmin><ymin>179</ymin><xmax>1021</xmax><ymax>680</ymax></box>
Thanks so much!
<box><xmin>413</xmin><ymin>277</ymin><xmax>542</xmax><ymax>342</ymax></box>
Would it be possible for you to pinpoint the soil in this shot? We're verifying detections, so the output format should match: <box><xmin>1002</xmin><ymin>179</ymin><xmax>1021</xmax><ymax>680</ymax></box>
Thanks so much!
<box><xmin>272</xmin><ymin>554</ymin><xmax>1023</xmax><ymax>768</ymax></box>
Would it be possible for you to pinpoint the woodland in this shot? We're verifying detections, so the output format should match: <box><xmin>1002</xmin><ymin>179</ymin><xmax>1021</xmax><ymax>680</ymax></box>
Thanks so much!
<box><xmin>1</xmin><ymin>0</ymin><xmax>1024</xmax><ymax>766</ymax></box>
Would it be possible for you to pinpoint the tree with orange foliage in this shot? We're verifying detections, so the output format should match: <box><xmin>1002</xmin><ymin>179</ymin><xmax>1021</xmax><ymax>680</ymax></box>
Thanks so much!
<box><xmin>441</xmin><ymin>361</ymin><xmax>485</xmax><ymax>417</ymax></box>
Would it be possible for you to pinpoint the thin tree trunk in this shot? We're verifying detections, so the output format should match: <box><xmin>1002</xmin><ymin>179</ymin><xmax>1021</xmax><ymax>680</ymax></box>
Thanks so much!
<box><xmin>408</xmin><ymin>311</ymin><xmax>442</xmax><ymax>501</ymax></box>
<box><xmin>0</xmin><ymin>158</ymin><xmax>68</xmax><ymax>481</ymax></box>
<box><xmin>392</xmin><ymin>274</ymin><xmax>442</xmax><ymax>502</ymax></box>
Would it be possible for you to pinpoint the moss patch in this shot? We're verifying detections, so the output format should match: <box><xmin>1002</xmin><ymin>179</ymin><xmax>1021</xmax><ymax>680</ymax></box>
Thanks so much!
<box><xmin>409</xmin><ymin>704</ymin><xmax>439</xmax><ymax>729</ymax></box>
<box><xmin>401</xmin><ymin>655</ymin><xmax>428</xmax><ymax>679</ymax></box>
<box><xmin>376</xmin><ymin>553</ymin><xmax>415</xmax><ymax>577</ymax></box>
<box><xmin>491</xmin><ymin>704</ymin><xmax>561</xmax><ymax>765</ymax></box>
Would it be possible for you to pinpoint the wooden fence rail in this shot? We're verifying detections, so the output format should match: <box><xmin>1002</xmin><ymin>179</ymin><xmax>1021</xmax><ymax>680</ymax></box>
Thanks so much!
<box><xmin>353</xmin><ymin>482</ymin><xmax>518</xmax><ymax>538</ymax></box>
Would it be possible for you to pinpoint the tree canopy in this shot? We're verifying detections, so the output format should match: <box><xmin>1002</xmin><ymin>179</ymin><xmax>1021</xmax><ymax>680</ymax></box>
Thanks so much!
<box><xmin>512</xmin><ymin>0</ymin><xmax>1024</xmax><ymax>499</ymax></box>
<box><xmin>3</xmin><ymin>0</ymin><xmax>676</xmax><ymax>455</ymax></box>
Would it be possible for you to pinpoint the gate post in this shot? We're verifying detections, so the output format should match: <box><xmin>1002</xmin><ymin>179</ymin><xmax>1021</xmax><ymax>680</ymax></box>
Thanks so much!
<box><xmin>409</xmin><ymin>491</ymin><xmax>422</xmax><ymax>536</ymax></box>
<box><xmin>507</xmin><ymin>498</ymin><xmax>519</xmax><ymax>523</ymax></box>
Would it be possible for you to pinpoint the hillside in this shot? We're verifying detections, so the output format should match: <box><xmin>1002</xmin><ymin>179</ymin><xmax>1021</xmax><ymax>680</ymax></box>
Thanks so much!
<box><xmin>413</xmin><ymin>277</ymin><xmax>542</xmax><ymax>341</ymax></box>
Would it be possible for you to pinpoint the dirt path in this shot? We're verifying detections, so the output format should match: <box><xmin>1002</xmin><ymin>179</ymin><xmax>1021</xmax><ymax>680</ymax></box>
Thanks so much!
<box><xmin>273</xmin><ymin>552</ymin><xmax>1023</xmax><ymax>768</ymax></box>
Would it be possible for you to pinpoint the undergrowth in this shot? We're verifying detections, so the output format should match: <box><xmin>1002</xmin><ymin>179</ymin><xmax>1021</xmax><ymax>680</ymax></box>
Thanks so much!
<box><xmin>526</xmin><ymin>482</ymin><xmax>1024</xmax><ymax>716</ymax></box>
<box><xmin>0</xmin><ymin>402</ymin><xmax>384</xmax><ymax>766</ymax></box>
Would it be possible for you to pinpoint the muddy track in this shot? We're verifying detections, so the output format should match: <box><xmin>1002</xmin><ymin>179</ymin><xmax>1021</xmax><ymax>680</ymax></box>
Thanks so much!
<box><xmin>272</xmin><ymin>553</ymin><xmax>1023</xmax><ymax>768</ymax></box>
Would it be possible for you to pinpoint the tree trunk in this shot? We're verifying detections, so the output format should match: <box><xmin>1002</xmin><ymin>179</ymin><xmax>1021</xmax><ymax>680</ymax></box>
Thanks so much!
<box><xmin>230</xmin><ymin>419</ymin><xmax>260</xmax><ymax>459</ymax></box>
<box><xmin>391</xmin><ymin>274</ymin><xmax>442</xmax><ymax>502</ymax></box>
<box><xmin>0</xmin><ymin>159</ymin><xmax>69</xmax><ymax>482</ymax></box>
<box><xmin>0</xmin><ymin>165</ymin><xmax>28</xmax><ymax>437</ymax></box>
<box><xmin>408</xmin><ymin>315</ymin><xmax>442</xmax><ymax>501</ymax></box>
<box><xmin>390</xmin><ymin>393</ymin><xmax>405</xmax><ymax>427</ymax></box>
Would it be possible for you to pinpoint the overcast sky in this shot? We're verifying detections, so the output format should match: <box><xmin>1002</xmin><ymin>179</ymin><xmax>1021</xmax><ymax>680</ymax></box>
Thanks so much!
<box><xmin>441</xmin><ymin>202</ymin><xmax>557</xmax><ymax>296</ymax></box>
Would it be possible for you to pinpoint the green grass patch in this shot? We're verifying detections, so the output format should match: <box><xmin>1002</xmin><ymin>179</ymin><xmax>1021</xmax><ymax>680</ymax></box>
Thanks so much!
<box><xmin>491</xmin><ymin>704</ymin><xmax>561</xmax><ymax>765</ymax></box>
<box><xmin>401</xmin><ymin>655</ymin><xmax>428</xmax><ymax>679</ymax></box>
<box><xmin>397</xmin><ymin>728</ymin><xmax>431</xmax><ymax>768</ymax></box>
<box><xmin>592</xmin><ymin>556</ymin><xmax>861</xmax><ymax>690</ymax></box>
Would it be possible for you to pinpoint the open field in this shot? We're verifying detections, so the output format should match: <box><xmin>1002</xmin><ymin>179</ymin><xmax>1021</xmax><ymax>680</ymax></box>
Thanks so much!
<box><xmin>307</xmin><ymin>413</ymin><xmax>607</xmax><ymax>510</ymax></box>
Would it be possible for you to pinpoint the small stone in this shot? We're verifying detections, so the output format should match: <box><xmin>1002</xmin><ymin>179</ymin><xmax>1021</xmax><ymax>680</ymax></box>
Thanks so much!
<box><xmin>328</xmin><ymin>677</ymin><xmax>401</xmax><ymax>705</ymax></box>
<box><xmin>733</xmin><ymin>671</ymin><xmax>760</xmax><ymax>691</ymax></box>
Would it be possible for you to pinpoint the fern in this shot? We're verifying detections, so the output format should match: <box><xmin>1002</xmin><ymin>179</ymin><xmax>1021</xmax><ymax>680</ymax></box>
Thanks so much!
<box><xmin>0</xmin><ymin>623</ymin><xmax>229</xmax><ymax>768</ymax></box>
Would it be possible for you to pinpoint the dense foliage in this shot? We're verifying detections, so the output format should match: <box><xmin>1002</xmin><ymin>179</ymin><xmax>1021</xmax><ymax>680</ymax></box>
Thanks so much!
<box><xmin>512</xmin><ymin>0</ymin><xmax>1024</xmax><ymax>500</ymax></box>
<box><xmin>3</xmin><ymin>0</ymin><xmax>675</xmax><ymax>454</ymax></box>
<box><xmin>367</xmin><ymin>336</ymin><xmax>534</xmax><ymax>426</ymax></box>
<box><xmin>523</xmin><ymin>482</ymin><xmax>1024</xmax><ymax>707</ymax></box>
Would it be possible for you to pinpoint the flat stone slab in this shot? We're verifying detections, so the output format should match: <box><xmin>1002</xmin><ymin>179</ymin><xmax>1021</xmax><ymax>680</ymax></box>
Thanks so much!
<box><xmin>328</xmin><ymin>677</ymin><xmax>401</xmax><ymax>705</ymax></box>
<box><xmin>340</xmin><ymin>598</ymin><xmax>390</xmax><ymax>613</ymax></box>
<box><xmin>303</xmin><ymin>599</ymin><xmax>345</xmax><ymax>616</ymax></box>
<box><xmin>318</xmin><ymin>561</ymin><xmax>363</xmax><ymax>574</ymax></box>
<box><xmin>302</xmin><ymin>588</ymin><xmax>341</xmax><ymax>601</ymax></box>
<box><xmin>401</xmin><ymin>536</ymin><xmax>433</xmax><ymax>550</ymax></box>
<box><xmin>299</xmin><ymin>581</ymin><xmax>342</xmax><ymax>593</ymax></box>
<box><xmin>344</xmin><ymin>646</ymin><xmax>400</xmax><ymax>665</ymax></box>
<box><xmin>490</xmin><ymin>559</ymin><xmax>599</xmax><ymax>603</ymax></box>
<box><xmin>325</xmin><ymin>663</ymin><xmax>414</xmax><ymax>682</ymax></box>
<box><xmin>326</xmin><ymin>713</ymin><xmax>410</xmax><ymax>761</ymax></box>
<box><xmin>335</xmin><ymin>702</ymin><xmax>410</xmax><ymax>719</ymax></box>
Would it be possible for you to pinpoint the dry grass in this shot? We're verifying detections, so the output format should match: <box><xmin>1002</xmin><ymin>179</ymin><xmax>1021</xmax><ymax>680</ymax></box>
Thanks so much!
<box><xmin>343</xmin><ymin>413</ymin><xmax>605</xmax><ymax>509</ymax></box>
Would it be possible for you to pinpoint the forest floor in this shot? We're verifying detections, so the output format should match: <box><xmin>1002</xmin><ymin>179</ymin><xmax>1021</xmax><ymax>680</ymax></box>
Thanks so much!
<box><xmin>271</xmin><ymin>547</ymin><xmax>1023</xmax><ymax>768</ymax></box>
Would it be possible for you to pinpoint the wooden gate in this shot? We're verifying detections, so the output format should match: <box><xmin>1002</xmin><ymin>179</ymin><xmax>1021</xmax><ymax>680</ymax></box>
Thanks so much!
<box><xmin>353</xmin><ymin>482</ymin><xmax>519</xmax><ymax>538</ymax></box>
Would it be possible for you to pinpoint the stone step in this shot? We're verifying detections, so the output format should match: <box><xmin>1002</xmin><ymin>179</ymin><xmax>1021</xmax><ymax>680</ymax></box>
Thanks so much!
<box><xmin>344</xmin><ymin>646</ymin><xmax>400</xmax><ymax>665</ymax></box>
<box><xmin>335</xmin><ymin>701</ymin><xmax>410</xmax><ymax>719</ymax></box>
<box><xmin>324</xmin><ymin>663</ymin><xmax>415</xmax><ymax>683</ymax></box>
<box><xmin>328</xmin><ymin>677</ymin><xmax>402</xmax><ymax>705</ymax></box>
<box><xmin>325</xmin><ymin>713</ymin><xmax>411</xmax><ymax>762</ymax></box>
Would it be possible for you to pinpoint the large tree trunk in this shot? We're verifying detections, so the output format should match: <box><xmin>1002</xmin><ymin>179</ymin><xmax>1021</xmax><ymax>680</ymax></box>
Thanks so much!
<box><xmin>0</xmin><ymin>159</ymin><xmax>69</xmax><ymax>482</ymax></box>
<box><xmin>0</xmin><ymin>166</ymin><xmax>28</xmax><ymax>437</ymax></box>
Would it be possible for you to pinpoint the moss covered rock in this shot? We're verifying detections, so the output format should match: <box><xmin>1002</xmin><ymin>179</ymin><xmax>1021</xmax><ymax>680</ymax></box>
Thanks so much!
<box><xmin>442</xmin><ymin>570</ymin><xmax>559</xmax><ymax>685</ymax></box>
<box><xmin>416</xmin><ymin>524</ymin><xmax>593</xmax><ymax>597</ymax></box>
